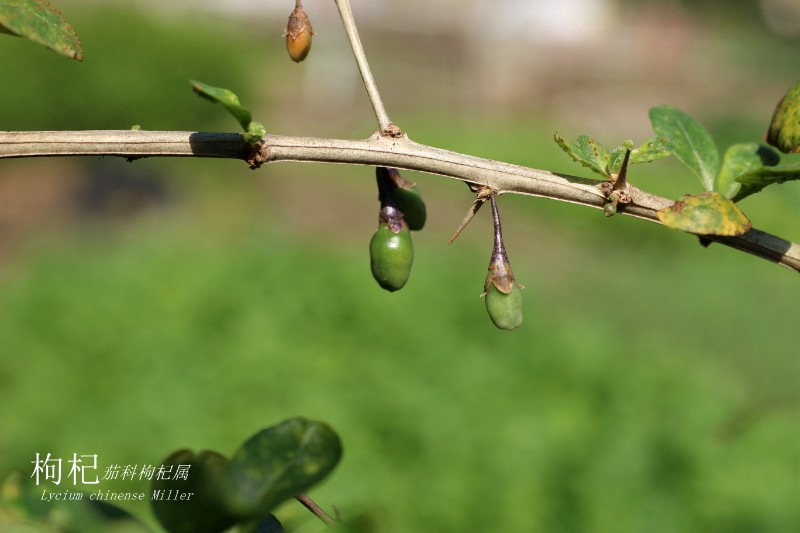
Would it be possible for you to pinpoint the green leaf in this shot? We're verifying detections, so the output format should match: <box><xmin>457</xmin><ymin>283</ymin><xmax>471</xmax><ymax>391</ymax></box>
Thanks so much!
<box><xmin>222</xmin><ymin>417</ymin><xmax>342</xmax><ymax>520</ymax></box>
<box><xmin>650</xmin><ymin>106</ymin><xmax>719</xmax><ymax>191</ymax></box>
<box><xmin>629</xmin><ymin>136</ymin><xmax>675</xmax><ymax>165</ymax></box>
<box><xmin>607</xmin><ymin>142</ymin><xmax>632</xmax><ymax>176</ymax></box>
<box><xmin>657</xmin><ymin>192</ymin><xmax>751</xmax><ymax>236</ymax></box>
<box><xmin>767</xmin><ymin>81</ymin><xmax>800</xmax><ymax>154</ymax></box>
<box><xmin>733</xmin><ymin>162</ymin><xmax>800</xmax><ymax>201</ymax></box>
<box><xmin>191</xmin><ymin>80</ymin><xmax>264</xmax><ymax>143</ymax></box>
<box><xmin>716</xmin><ymin>143</ymin><xmax>780</xmax><ymax>200</ymax></box>
<box><xmin>0</xmin><ymin>0</ymin><xmax>83</xmax><ymax>60</ymax></box>
<box><xmin>554</xmin><ymin>133</ymin><xmax>611</xmax><ymax>178</ymax></box>
<box><xmin>151</xmin><ymin>450</ymin><xmax>235</xmax><ymax>533</ymax></box>
<box><xmin>245</xmin><ymin>121</ymin><xmax>267</xmax><ymax>145</ymax></box>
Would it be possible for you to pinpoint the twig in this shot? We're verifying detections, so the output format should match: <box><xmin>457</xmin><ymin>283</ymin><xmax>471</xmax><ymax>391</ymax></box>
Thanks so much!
<box><xmin>0</xmin><ymin>129</ymin><xmax>798</xmax><ymax>273</ymax></box>
<box><xmin>333</xmin><ymin>0</ymin><xmax>398</xmax><ymax>136</ymax></box>
<box><xmin>296</xmin><ymin>493</ymin><xmax>338</xmax><ymax>527</ymax></box>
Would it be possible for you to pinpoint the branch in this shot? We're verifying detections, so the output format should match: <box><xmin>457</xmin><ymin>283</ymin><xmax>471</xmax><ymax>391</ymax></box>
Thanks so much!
<box><xmin>1</xmin><ymin>129</ymin><xmax>798</xmax><ymax>272</ymax></box>
<box><xmin>334</xmin><ymin>0</ymin><xmax>397</xmax><ymax>135</ymax></box>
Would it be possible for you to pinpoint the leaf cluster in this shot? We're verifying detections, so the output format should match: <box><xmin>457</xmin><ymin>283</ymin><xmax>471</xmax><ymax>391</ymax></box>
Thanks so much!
<box><xmin>151</xmin><ymin>417</ymin><xmax>341</xmax><ymax>533</ymax></box>
<box><xmin>556</xmin><ymin>88</ymin><xmax>800</xmax><ymax>236</ymax></box>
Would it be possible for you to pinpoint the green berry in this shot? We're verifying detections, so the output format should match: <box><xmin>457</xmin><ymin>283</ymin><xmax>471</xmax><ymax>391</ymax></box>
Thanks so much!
<box><xmin>389</xmin><ymin>185</ymin><xmax>427</xmax><ymax>231</ymax></box>
<box><xmin>370</xmin><ymin>224</ymin><xmax>414</xmax><ymax>291</ymax></box>
<box><xmin>485</xmin><ymin>284</ymin><xmax>523</xmax><ymax>331</ymax></box>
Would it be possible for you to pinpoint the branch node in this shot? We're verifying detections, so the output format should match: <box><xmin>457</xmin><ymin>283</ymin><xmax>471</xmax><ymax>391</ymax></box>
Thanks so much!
<box><xmin>247</xmin><ymin>139</ymin><xmax>267</xmax><ymax>169</ymax></box>
<box><xmin>381</xmin><ymin>123</ymin><xmax>404</xmax><ymax>138</ymax></box>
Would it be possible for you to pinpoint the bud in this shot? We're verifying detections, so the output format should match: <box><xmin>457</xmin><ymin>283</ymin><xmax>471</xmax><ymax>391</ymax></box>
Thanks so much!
<box><xmin>603</xmin><ymin>191</ymin><xmax>619</xmax><ymax>217</ymax></box>
<box><xmin>285</xmin><ymin>1</ymin><xmax>313</xmax><ymax>63</ymax></box>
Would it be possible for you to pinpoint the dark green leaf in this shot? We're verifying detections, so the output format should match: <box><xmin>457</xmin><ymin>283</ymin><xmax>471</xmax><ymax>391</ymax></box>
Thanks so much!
<box><xmin>657</xmin><ymin>192</ymin><xmax>751</xmax><ymax>236</ymax></box>
<box><xmin>191</xmin><ymin>80</ymin><xmax>263</xmax><ymax>142</ymax></box>
<box><xmin>767</xmin><ymin>81</ymin><xmax>800</xmax><ymax>154</ymax></box>
<box><xmin>554</xmin><ymin>133</ymin><xmax>611</xmax><ymax>178</ymax></box>
<box><xmin>238</xmin><ymin>515</ymin><xmax>285</xmax><ymax>533</ymax></box>
<box><xmin>734</xmin><ymin>162</ymin><xmax>800</xmax><ymax>201</ymax></box>
<box><xmin>716</xmin><ymin>143</ymin><xmax>780</xmax><ymax>200</ymax></box>
<box><xmin>151</xmin><ymin>449</ymin><xmax>235</xmax><ymax>533</ymax></box>
<box><xmin>650</xmin><ymin>106</ymin><xmax>719</xmax><ymax>191</ymax></box>
<box><xmin>0</xmin><ymin>0</ymin><xmax>83</xmax><ymax>60</ymax></box>
<box><xmin>222</xmin><ymin>417</ymin><xmax>342</xmax><ymax>520</ymax></box>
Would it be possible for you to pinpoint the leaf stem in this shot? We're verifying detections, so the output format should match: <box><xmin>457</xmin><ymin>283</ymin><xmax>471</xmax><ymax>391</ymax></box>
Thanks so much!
<box><xmin>333</xmin><ymin>0</ymin><xmax>397</xmax><ymax>136</ymax></box>
<box><xmin>490</xmin><ymin>193</ymin><xmax>505</xmax><ymax>258</ymax></box>
<box><xmin>296</xmin><ymin>493</ymin><xmax>338</xmax><ymax>527</ymax></box>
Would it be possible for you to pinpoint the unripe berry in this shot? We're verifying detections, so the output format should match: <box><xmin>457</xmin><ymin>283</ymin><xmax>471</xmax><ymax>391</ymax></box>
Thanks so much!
<box><xmin>390</xmin><ymin>184</ymin><xmax>427</xmax><ymax>231</ymax></box>
<box><xmin>285</xmin><ymin>1</ymin><xmax>313</xmax><ymax>63</ymax></box>
<box><xmin>484</xmin><ymin>284</ymin><xmax>523</xmax><ymax>331</ymax></box>
<box><xmin>369</xmin><ymin>223</ymin><xmax>414</xmax><ymax>292</ymax></box>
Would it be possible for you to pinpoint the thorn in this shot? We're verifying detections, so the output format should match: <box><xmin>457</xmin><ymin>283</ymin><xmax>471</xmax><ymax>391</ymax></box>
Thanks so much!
<box><xmin>613</xmin><ymin>148</ymin><xmax>632</xmax><ymax>191</ymax></box>
<box><xmin>449</xmin><ymin>186</ymin><xmax>493</xmax><ymax>244</ymax></box>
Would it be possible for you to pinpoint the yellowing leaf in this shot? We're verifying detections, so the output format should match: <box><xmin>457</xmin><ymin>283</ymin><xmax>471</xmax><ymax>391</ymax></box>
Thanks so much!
<box><xmin>767</xmin><ymin>81</ymin><xmax>800</xmax><ymax>154</ymax></box>
<box><xmin>657</xmin><ymin>192</ymin><xmax>751</xmax><ymax>236</ymax></box>
<box><xmin>0</xmin><ymin>0</ymin><xmax>83</xmax><ymax>61</ymax></box>
<box><xmin>554</xmin><ymin>133</ymin><xmax>611</xmax><ymax>178</ymax></box>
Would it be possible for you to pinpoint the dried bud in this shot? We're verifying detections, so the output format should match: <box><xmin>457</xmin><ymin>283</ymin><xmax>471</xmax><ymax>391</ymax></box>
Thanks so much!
<box><xmin>285</xmin><ymin>1</ymin><xmax>313</xmax><ymax>63</ymax></box>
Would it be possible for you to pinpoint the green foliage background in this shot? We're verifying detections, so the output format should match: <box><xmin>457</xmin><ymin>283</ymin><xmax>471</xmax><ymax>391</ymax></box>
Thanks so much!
<box><xmin>0</xmin><ymin>3</ymin><xmax>798</xmax><ymax>532</ymax></box>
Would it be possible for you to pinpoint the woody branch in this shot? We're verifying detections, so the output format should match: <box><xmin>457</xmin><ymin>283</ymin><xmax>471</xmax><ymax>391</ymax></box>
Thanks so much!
<box><xmin>0</xmin><ymin>129</ymin><xmax>797</xmax><ymax>273</ymax></box>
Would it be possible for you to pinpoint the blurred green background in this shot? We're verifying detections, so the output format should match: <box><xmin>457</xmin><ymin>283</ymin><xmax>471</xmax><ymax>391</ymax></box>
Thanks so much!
<box><xmin>0</xmin><ymin>1</ymin><xmax>798</xmax><ymax>532</ymax></box>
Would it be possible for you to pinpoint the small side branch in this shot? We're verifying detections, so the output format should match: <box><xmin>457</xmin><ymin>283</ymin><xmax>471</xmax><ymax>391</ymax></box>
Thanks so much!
<box><xmin>0</xmin><ymin>129</ymin><xmax>798</xmax><ymax>273</ymax></box>
<box><xmin>296</xmin><ymin>494</ymin><xmax>339</xmax><ymax>527</ymax></box>
<box><xmin>334</xmin><ymin>0</ymin><xmax>397</xmax><ymax>136</ymax></box>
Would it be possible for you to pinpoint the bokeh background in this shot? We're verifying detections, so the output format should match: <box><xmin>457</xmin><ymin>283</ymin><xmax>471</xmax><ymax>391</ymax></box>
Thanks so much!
<box><xmin>1</xmin><ymin>0</ymin><xmax>798</xmax><ymax>531</ymax></box>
